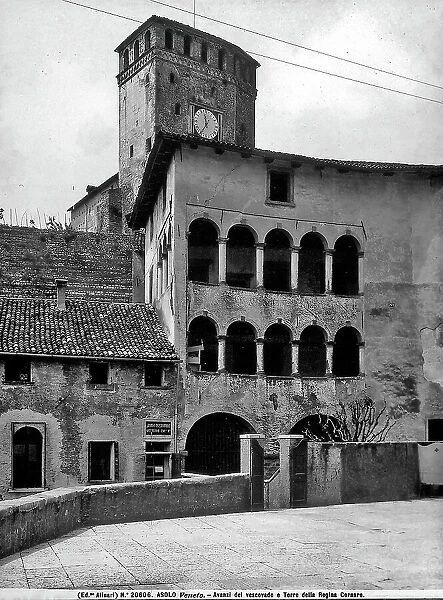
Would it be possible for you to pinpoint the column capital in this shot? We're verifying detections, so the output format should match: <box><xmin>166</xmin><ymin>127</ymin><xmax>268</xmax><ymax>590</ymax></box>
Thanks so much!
<box><xmin>256</xmin><ymin>337</ymin><xmax>264</xmax><ymax>344</ymax></box>
<box><xmin>358</xmin><ymin>251</ymin><xmax>365</xmax><ymax>258</ymax></box>
<box><xmin>255</xmin><ymin>242</ymin><xmax>265</xmax><ymax>249</ymax></box>
<box><xmin>217</xmin><ymin>334</ymin><xmax>227</xmax><ymax>341</ymax></box>
<box><xmin>218</xmin><ymin>237</ymin><xmax>228</xmax><ymax>244</ymax></box>
<box><xmin>325</xmin><ymin>248</ymin><xmax>335</xmax><ymax>255</ymax></box>
<box><xmin>291</xmin><ymin>245</ymin><xmax>300</xmax><ymax>252</ymax></box>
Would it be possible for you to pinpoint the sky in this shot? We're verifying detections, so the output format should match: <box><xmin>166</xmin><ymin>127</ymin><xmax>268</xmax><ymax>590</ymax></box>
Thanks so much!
<box><xmin>0</xmin><ymin>0</ymin><xmax>442</xmax><ymax>225</ymax></box>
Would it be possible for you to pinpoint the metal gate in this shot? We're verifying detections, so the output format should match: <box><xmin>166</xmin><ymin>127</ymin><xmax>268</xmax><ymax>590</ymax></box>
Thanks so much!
<box><xmin>290</xmin><ymin>440</ymin><xmax>307</xmax><ymax>507</ymax></box>
<box><xmin>186</xmin><ymin>412</ymin><xmax>253</xmax><ymax>475</ymax></box>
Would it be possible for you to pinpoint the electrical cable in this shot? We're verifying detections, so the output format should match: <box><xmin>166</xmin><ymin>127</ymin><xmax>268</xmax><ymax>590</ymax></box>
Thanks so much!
<box><xmin>60</xmin><ymin>0</ymin><xmax>443</xmax><ymax>105</ymax></box>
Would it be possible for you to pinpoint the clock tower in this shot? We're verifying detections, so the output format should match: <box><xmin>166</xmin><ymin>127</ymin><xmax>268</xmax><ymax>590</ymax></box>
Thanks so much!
<box><xmin>115</xmin><ymin>15</ymin><xmax>259</xmax><ymax>220</ymax></box>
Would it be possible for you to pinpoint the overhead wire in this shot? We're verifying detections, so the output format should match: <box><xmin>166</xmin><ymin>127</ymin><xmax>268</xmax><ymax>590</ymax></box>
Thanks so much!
<box><xmin>61</xmin><ymin>0</ymin><xmax>443</xmax><ymax>105</ymax></box>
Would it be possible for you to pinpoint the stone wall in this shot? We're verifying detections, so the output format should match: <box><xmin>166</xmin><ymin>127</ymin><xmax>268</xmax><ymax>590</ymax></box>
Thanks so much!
<box><xmin>0</xmin><ymin>474</ymin><xmax>251</xmax><ymax>558</ymax></box>
<box><xmin>0</xmin><ymin>225</ymin><xmax>132</xmax><ymax>302</ymax></box>
<box><xmin>0</xmin><ymin>357</ymin><xmax>178</xmax><ymax>497</ymax></box>
<box><xmin>306</xmin><ymin>442</ymin><xmax>420</xmax><ymax>506</ymax></box>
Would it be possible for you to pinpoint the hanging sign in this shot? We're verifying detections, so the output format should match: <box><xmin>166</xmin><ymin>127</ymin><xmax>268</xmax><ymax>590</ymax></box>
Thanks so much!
<box><xmin>144</xmin><ymin>419</ymin><xmax>172</xmax><ymax>439</ymax></box>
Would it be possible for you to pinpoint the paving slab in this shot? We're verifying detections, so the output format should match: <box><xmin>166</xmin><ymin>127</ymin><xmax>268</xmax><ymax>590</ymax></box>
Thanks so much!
<box><xmin>0</xmin><ymin>498</ymin><xmax>441</xmax><ymax>591</ymax></box>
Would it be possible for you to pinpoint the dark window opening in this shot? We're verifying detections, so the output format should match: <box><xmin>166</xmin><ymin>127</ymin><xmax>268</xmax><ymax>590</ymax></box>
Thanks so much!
<box><xmin>145</xmin><ymin>363</ymin><xmax>164</xmax><ymax>386</ymax></box>
<box><xmin>169</xmin><ymin>72</ymin><xmax>175</xmax><ymax>83</ymax></box>
<box><xmin>428</xmin><ymin>419</ymin><xmax>443</xmax><ymax>441</ymax></box>
<box><xmin>332</xmin><ymin>327</ymin><xmax>360</xmax><ymax>377</ymax></box>
<box><xmin>269</xmin><ymin>171</ymin><xmax>290</xmax><ymax>203</ymax></box>
<box><xmin>264</xmin><ymin>324</ymin><xmax>292</xmax><ymax>376</ymax></box>
<box><xmin>174</xmin><ymin>102</ymin><xmax>181</xmax><ymax>115</ymax></box>
<box><xmin>183</xmin><ymin>35</ymin><xmax>191</xmax><ymax>56</ymax></box>
<box><xmin>122</xmin><ymin>48</ymin><xmax>129</xmax><ymax>70</ymax></box>
<box><xmin>144</xmin><ymin>30</ymin><xmax>151</xmax><ymax>51</ymax></box>
<box><xmin>188</xmin><ymin>219</ymin><xmax>219</xmax><ymax>283</ymax></box>
<box><xmin>185</xmin><ymin>412</ymin><xmax>254</xmax><ymax>475</ymax></box>
<box><xmin>218</xmin><ymin>49</ymin><xmax>225</xmax><ymax>70</ymax></box>
<box><xmin>188</xmin><ymin>317</ymin><xmax>218</xmax><ymax>372</ymax></box>
<box><xmin>165</xmin><ymin>29</ymin><xmax>173</xmax><ymax>50</ymax></box>
<box><xmin>332</xmin><ymin>235</ymin><xmax>359</xmax><ymax>295</ymax></box>
<box><xmin>263</xmin><ymin>229</ymin><xmax>291</xmax><ymax>292</ymax></box>
<box><xmin>148</xmin><ymin>265</ymin><xmax>154</xmax><ymax>303</ymax></box>
<box><xmin>146</xmin><ymin>137</ymin><xmax>152</xmax><ymax>152</ymax></box>
<box><xmin>201</xmin><ymin>42</ymin><xmax>208</xmax><ymax>62</ymax></box>
<box><xmin>88</xmin><ymin>441</ymin><xmax>117</xmax><ymax>481</ymax></box>
<box><xmin>129</xmin><ymin>145</ymin><xmax>134</xmax><ymax>158</ymax></box>
<box><xmin>13</xmin><ymin>426</ymin><xmax>43</xmax><ymax>488</ymax></box>
<box><xmin>4</xmin><ymin>357</ymin><xmax>31</xmax><ymax>383</ymax></box>
<box><xmin>226</xmin><ymin>321</ymin><xmax>256</xmax><ymax>375</ymax></box>
<box><xmin>145</xmin><ymin>443</ymin><xmax>169</xmax><ymax>480</ymax></box>
<box><xmin>226</xmin><ymin>225</ymin><xmax>256</xmax><ymax>288</ymax></box>
<box><xmin>133</xmin><ymin>40</ymin><xmax>140</xmax><ymax>62</ymax></box>
<box><xmin>299</xmin><ymin>325</ymin><xmax>326</xmax><ymax>377</ymax></box>
<box><xmin>298</xmin><ymin>233</ymin><xmax>325</xmax><ymax>294</ymax></box>
<box><xmin>89</xmin><ymin>361</ymin><xmax>109</xmax><ymax>384</ymax></box>
<box><xmin>290</xmin><ymin>414</ymin><xmax>342</xmax><ymax>441</ymax></box>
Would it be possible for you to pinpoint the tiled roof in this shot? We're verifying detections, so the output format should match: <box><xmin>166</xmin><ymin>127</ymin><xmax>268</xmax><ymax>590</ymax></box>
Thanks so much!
<box><xmin>0</xmin><ymin>297</ymin><xmax>177</xmax><ymax>361</ymax></box>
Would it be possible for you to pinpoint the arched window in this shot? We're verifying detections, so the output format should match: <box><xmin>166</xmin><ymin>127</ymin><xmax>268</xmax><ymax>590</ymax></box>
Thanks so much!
<box><xmin>264</xmin><ymin>229</ymin><xmax>291</xmax><ymax>292</ymax></box>
<box><xmin>290</xmin><ymin>414</ymin><xmax>342</xmax><ymax>441</ymax></box>
<box><xmin>122</xmin><ymin>48</ymin><xmax>129</xmax><ymax>71</ymax></box>
<box><xmin>183</xmin><ymin>35</ymin><xmax>191</xmax><ymax>56</ymax></box>
<box><xmin>333</xmin><ymin>327</ymin><xmax>360</xmax><ymax>376</ymax></box>
<box><xmin>13</xmin><ymin>426</ymin><xmax>43</xmax><ymax>489</ymax></box>
<box><xmin>298</xmin><ymin>233</ymin><xmax>325</xmax><ymax>294</ymax></box>
<box><xmin>201</xmin><ymin>42</ymin><xmax>208</xmax><ymax>63</ymax></box>
<box><xmin>226</xmin><ymin>321</ymin><xmax>256</xmax><ymax>374</ymax></box>
<box><xmin>165</xmin><ymin>29</ymin><xmax>173</xmax><ymax>50</ymax></box>
<box><xmin>174</xmin><ymin>103</ymin><xmax>181</xmax><ymax>115</ymax></box>
<box><xmin>332</xmin><ymin>235</ymin><xmax>359</xmax><ymax>295</ymax></box>
<box><xmin>133</xmin><ymin>40</ymin><xmax>140</xmax><ymax>62</ymax></box>
<box><xmin>144</xmin><ymin>30</ymin><xmax>151</xmax><ymax>51</ymax></box>
<box><xmin>226</xmin><ymin>226</ymin><xmax>256</xmax><ymax>288</ymax></box>
<box><xmin>188</xmin><ymin>317</ymin><xmax>218</xmax><ymax>372</ymax></box>
<box><xmin>299</xmin><ymin>325</ymin><xmax>326</xmax><ymax>377</ymax></box>
<box><xmin>264</xmin><ymin>324</ymin><xmax>292</xmax><ymax>376</ymax></box>
<box><xmin>188</xmin><ymin>219</ymin><xmax>219</xmax><ymax>283</ymax></box>
<box><xmin>218</xmin><ymin>49</ymin><xmax>226</xmax><ymax>70</ymax></box>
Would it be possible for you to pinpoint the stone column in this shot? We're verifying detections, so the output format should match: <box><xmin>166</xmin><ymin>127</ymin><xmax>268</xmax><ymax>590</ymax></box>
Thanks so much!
<box><xmin>326</xmin><ymin>342</ymin><xmax>334</xmax><ymax>375</ymax></box>
<box><xmin>325</xmin><ymin>249</ymin><xmax>334</xmax><ymax>293</ymax></box>
<box><xmin>255</xmin><ymin>242</ymin><xmax>265</xmax><ymax>288</ymax></box>
<box><xmin>291</xmin><ymin>341</ymin><xmax>299</xmax><ymax>376</ymax></box>
<box><xmin>256</xmin><ymin>337</ymin><xmax>264</xmax><ymax>374</ymax></box>
<box><xmin>291</xmin><ymin>246</ymin><xmax>300</xmax><ymax>292</ymax></box>
<box><xmin>240</xmin><ymin>433</ymin><xmax>265</xmax><ymax>511</ymax></box>
<box><xmin>278</xmin><ymin>435</ymin><xmax>304</xmax><ymax>509</ymax></box>
<box><xmin>217</xmin><ymin>335</ymin><xmax>226</xmax><ymax>372</ymax></box>
<box><xmin>358</xmin><ymin>251</ymin><xmax>365</xmax><ymax>295</ymax></box>
<box><xmin>359</xmin><ymin>342</ymin><xmax>365</xmax><ymax>375</ymax></box>
<box><xmin>218</xmin><ymin>237</ymin><xmax>228</xmax><ymax>284</ymax></box>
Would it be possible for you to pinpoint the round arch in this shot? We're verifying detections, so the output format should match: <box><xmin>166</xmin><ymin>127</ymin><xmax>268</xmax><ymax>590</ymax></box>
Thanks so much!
<box><xmin>263</xmin><ymin>323</ymin><xmax>292</xmax><ymax>376</ymax></box>
<box><xmin>298</xmin><ymin>232</ymin><xmax>326</xmax><ymax>294</ymax></box>
<box><xmin>188</xmin><ymin>216</ymin><xmax>221</xmax><ymax>237</ymax></box>
<box><xmin>290</xmin><ymin>414</ymin><xmax>342</xmax><ymax>441</ymax></box>
<box><xmin>298</xmin><ymin>325</ymin><xmax>327</xmax><ymax>377</ymax></box>
<box><xmin>12</xmin><ymin>426</ymin><xmax>43</xmax><ymax>489</ymax></box>
<box><xmin>332</xmin><ymin>326</ymin><xmax>361</xmax><ymax>377</ymax></box>
<box><xmin>187</xmin><ymin>316</ymin><xmax>219</xmax><ymax>372</ymax></box>
<box><xmin>185</xmin><ymin>412</ymin><xmax>255</xmax><ymax>474</ymax></box>
<box><xmin>225</xmin><ymin>321</ymin><xmax>257</xmax><ymax>374</ymax></box>
<box><xmin>332</xmin><ymin>235</ymin><xmax>360</xmax><ymax>295</ymax></box>
<box><xmin>263</xmin><ymin>229</ymin><xmax>292</xmax><ymax>292</ymax></box>
<box><xmin>188</xmin><ymin>219</ymin><xmax>219</xmax><ymax>284</ymax></box>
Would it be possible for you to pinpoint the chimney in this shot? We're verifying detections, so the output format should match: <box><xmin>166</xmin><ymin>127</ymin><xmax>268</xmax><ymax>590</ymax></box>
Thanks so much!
<box><xmin>55</xmin><ymin>279</ymin><xmax>68</xmax><ymax>310</ymax></box>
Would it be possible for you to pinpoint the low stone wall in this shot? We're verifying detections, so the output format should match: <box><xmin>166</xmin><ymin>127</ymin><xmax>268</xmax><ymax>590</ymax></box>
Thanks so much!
<box><xmin>306</xmin><ymin>442</ymin><xmax>420</xmax><ymax>506</ymax></box>
<box><xmin>0</xmin><ymin>474</ymin><xmax>250</xmax><ymax>558</ymax></box>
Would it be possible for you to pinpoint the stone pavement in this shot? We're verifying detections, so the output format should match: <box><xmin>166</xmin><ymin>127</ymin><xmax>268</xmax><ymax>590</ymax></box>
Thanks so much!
<box><xmin>0</xmin><ymin>499</ymin><xmax>442</xmax><ymax>590</ymax></box>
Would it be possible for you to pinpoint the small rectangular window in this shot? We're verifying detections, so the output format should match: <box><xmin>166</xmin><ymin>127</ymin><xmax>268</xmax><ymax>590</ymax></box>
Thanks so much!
<box><xmin>89</xmin><ymin>361</ymin><xmax>109</xmax><ymax>384</ymax></box>
<box><xmin>144</xmin><ymin>363</ymin><xmax>164</xmax><ymax>387</ymax></box>
<box><xmin>4</xmin><ymin>357</ymin><xmax>31</xmax><ymax>383</ymax></box>
<box><xmin>269</xmin><ymin>171</ymin><xmax>291</xmax><ymax>203</ymax></box>
<box><xmin>146</xmin><ymin>137</ymin><xmax>152</xmax><ymax>153</ymax></box>
<box><xmin>88</xmin><ymin>441</ymin><xmax>118</xmax><ymax>481</ymax></box>
<box><xmin>428</xmin><ymin>419</ymin><xmax>443</xmax><ymax>441</ymax></box>
<box><xmin>129</xmin><ymin>145</ymin><xmax>134</xmax><ymax>158</ymax></box>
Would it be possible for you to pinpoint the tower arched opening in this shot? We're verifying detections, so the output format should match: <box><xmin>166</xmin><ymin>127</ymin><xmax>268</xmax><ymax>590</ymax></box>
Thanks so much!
<box><xmin>299</xmin><ymin>325</ymin><xmax>326</xmax><ymax>376</ymax></box>
<box><xmin>263</xmin><ymin>229</ymin><xmax>291</xmax><ymax>292</ymax></box>
<box><xmin>298</xmin><ymin>233</ymin><xmax>325</xmax><ymax>294</ymax></box>
<box><xmin>226</xmin><ymin>225</ymin><xmax>256</xmax><ymax>288</ymax></box>
<box><xmin>188</xmin><ymin>219</ymin><xmax>219</xmax><ymax>284</ymax></box>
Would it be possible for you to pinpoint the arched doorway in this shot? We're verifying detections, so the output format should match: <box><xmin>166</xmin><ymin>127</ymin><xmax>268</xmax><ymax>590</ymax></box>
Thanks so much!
<box><xmin>13</xmin><ymin>426</ymin><xmax>43</xmax><ymax>488</ymax></box>
<box><xmin>185</xmin><ymin>412</ymin><xmax>255</xmax><ymax>475</ymax></box>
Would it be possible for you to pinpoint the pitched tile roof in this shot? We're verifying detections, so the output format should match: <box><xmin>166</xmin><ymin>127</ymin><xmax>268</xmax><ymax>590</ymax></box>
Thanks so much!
<box><xmin>0</xmin><ymin>297</ymin><xmax>177</xmax><ymax>361</ymax></box>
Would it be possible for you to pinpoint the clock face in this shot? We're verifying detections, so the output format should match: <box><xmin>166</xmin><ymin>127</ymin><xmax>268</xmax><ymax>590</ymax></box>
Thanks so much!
<box><xmin>193</xmin><ymin>108</ymin><xmax>219</xmax><ymax>140</ymax></box>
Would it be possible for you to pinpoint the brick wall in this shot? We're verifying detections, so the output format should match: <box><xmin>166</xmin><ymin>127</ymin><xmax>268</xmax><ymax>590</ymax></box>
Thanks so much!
<box><xmin>0</xmin><ymin>226</ymin><xmax>132</xmax><ymax>302</ymax></box>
